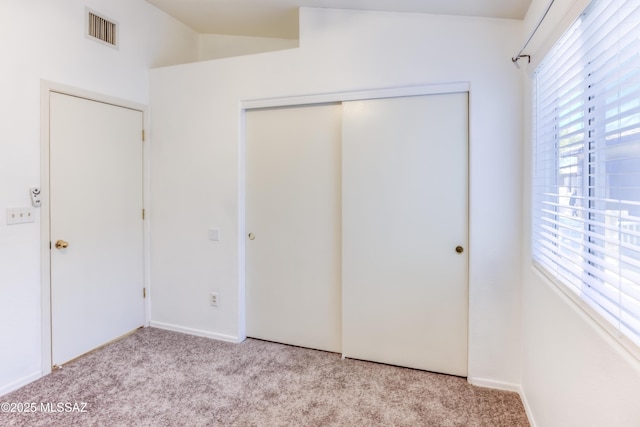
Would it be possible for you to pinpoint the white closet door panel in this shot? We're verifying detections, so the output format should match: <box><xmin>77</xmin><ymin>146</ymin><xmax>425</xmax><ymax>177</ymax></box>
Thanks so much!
<box><xmin>342</xmin><ymin>93</ymin><xmax>469</xmax><ymax>376</ymax></box>
<box><xmin>246</xmin><ymin>103</ymin><xmax>342</xmax><ymax>353</ymax></box>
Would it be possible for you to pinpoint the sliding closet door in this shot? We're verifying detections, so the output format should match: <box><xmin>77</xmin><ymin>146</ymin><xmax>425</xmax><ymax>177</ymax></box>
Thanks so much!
<box><xmin>245</xmin><ymin>103</ymin><xmax>342</xmax><ymax>353</ymax></box>
<box><xmin>342</xmin><ymin>93</ymin><xmax>469</xmax><ymax>376</ymax></box>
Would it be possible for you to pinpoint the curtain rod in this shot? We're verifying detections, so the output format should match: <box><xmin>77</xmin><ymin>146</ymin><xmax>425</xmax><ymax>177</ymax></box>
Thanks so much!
<box><xmin>512</xmin><ymin>0</ymin><xmax>556</xmax><ymax>66</ymax></box>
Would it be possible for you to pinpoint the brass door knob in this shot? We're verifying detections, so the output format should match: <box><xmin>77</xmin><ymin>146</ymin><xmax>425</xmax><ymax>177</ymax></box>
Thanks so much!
<box><xmin>55</xmin><ymin>240</ymin><xmax>69</xmax><ymax>249</ymax></box>
<box><xmin>455</xmin><ymin>245</ymin><xmax>464</xmax><ymax>254</ymax></box>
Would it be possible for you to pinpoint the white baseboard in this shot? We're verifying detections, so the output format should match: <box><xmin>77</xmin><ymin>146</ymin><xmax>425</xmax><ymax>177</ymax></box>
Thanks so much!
<box><xmin>468</xmin><ymin>377</ymin><xmax>537</xmax><ymax>427</ymax></box>
<box><xmin>467</xmin><ymin>376</ymin><xmax>521</xmax><ymax>392</ymax></box>
<box><xmin>518</xmin><ymin>388</ymin><xmax>537</xmax><ymax>427</ymax></box>
<box><xmin>149</xmin><ymin>321</ymin><xmax>242</xmax><ymax>344</ymax></box>
<box><xmin>0</xmin><ymin>371</ymin><xmax>42</xmax><ymax>397</ymax></box>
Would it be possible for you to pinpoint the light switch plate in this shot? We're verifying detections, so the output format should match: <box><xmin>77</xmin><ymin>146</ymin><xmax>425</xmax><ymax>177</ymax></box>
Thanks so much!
<box><xmin>208</xmin><ymin>228</ymin><xmax>220</xmax><ymax>241</ymax></box>
<box><xmin>6</xmin><ymin>207</ymin><xmax>35</xmax><ymax>225</ymax></box>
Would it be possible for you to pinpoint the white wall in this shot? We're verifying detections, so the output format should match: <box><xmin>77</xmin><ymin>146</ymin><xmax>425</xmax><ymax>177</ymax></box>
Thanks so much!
<box><xmin>520</xmin><ymin>0</ymin><xmax>640</xmax><ymax>425</ymax></box>
<box><xmin>149</xmin><ymin>8</ymin><xmax>524</xmax><ymax>388</ymax></box>
<box><xmin>0</xmin><ymin>0</ymin><xmax>198</xmax><ymax>395</ymax></box>
<box><xmin>199</xmin><ymin>34</ymin><xmax>298</xmax><ymax>60</ymax></box>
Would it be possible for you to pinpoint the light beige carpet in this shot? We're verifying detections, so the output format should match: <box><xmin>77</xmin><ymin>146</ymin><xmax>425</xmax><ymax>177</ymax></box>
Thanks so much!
<box><xmin>1</xmin><ymin>328</ymin><xmax>529</xmax><ymax>426</ymax></box>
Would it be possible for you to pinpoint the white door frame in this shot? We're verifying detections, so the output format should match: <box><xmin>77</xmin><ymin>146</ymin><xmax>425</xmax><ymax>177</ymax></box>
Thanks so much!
<box><xmin>238</xmin><ymin>81</ymin><xmax>471</xmax><ymax>343</ymax></box>
<box><xmin>40</xmin><ymin>80</ymin><xmax>151</xmax><ymax>375</ymax></box>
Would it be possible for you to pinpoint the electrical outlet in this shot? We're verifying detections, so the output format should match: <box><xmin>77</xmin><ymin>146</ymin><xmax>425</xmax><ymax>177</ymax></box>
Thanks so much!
<box><xmin>210</xmin><ymin>292</ymin><xmax>219</xmax><ymax>307</ymax></box>
<box><xmin>6</xmin><ymin>207</ymin><xmax>35</xmax><ymax>225</ymax></box>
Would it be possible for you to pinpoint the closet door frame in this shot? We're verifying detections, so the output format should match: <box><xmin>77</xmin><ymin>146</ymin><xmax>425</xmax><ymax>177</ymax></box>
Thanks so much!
<box><xmin>238</xmin><ymin>82</ymin><xmax>470</xmax><ymax>341</ymax></box>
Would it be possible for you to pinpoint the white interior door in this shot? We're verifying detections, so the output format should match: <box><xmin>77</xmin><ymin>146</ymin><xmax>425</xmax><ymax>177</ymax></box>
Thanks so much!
<box><xmin>341</xmin><ymin>93</ymin><xmax>469</xmax><ymax>376</ymax></box>
<box><xmin>246</xmin><ymin>103</ymin><xmax>342</xmax><ymax>353</ymax></box>
<box><xmin>50</xmin><ymin>92</ymin><xmax>144</xmax><ymax>366</ymax></box>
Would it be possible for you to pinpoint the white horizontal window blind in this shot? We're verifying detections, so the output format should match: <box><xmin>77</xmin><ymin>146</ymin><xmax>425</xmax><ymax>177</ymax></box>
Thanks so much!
<box><xmin>533</xmin><ymin>0</ymin><xmax>640</xmax><ymax>349</ymax></box>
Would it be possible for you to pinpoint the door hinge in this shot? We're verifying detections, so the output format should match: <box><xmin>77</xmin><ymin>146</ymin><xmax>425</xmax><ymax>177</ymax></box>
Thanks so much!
<box><xmin>142</xmin><ymin>129</ymin><xmax>145</xmax><ymax>142</ymax></box>
<box><xmin>142</xmin><ymin>209</ymin><xmax>145</xmax><ymax>220</ymax></box>
<box><xmin>143</xmin><ymin>288</ymin><xmax>146</xmax><ymax>298</ymax></box>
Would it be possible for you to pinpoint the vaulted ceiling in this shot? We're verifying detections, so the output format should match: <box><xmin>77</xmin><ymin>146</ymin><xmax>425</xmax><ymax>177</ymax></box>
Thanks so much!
<box><xmin>145</xmin><ymin>0</ymin><xmax>532</xmax><ymax>39</ymax></box>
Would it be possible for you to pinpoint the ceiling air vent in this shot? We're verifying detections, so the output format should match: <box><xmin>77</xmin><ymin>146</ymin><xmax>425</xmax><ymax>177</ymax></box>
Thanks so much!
<box><xmin>86</xmin><ymin>9</ymin><xmax>118</xmax><ymax>48</ymax></box>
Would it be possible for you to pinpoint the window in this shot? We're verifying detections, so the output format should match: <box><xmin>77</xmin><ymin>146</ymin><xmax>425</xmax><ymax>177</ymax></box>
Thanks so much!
<box><xmin>533</xmin><ymin>0</ymin><xmax>640</xmax><ymax>351</ymax></box>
